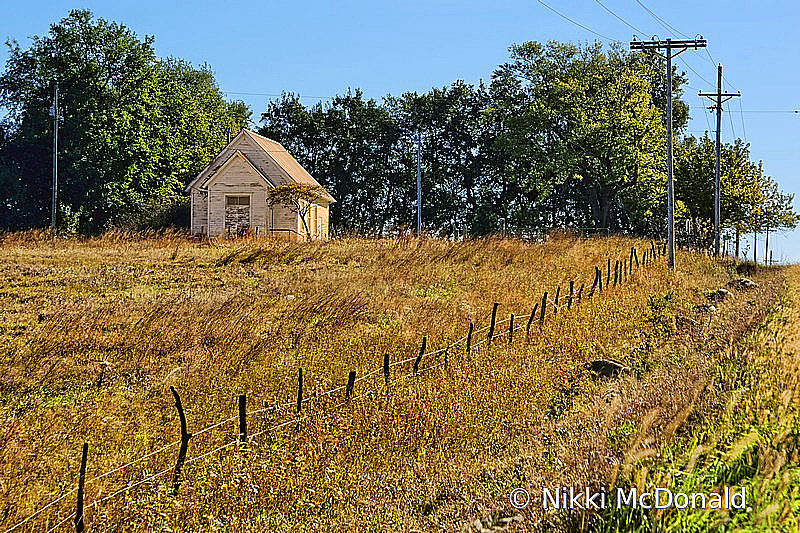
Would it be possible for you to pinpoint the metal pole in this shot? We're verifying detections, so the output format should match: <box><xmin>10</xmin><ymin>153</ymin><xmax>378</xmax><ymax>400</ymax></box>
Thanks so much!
<box><xmin>666</xmin><ymin>40</ymin><xmax>675</xmax><ymax>269</ymax></box>
<box><xmin>714</xmin><ymin>64</ymin><xmax>722</xmax><ymax>257</ymax></box>
<box><xmin>416</xmin><ymin>131</ymin><xmax>421</xmax><ymax>236</ymax></box>
<box><xmin>51</xmin><ymin>81</ymin><xmax>58</xmax><ymax>232</ymax></box>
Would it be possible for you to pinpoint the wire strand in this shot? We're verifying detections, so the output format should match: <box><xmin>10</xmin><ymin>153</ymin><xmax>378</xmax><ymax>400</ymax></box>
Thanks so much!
<box><xmin>534</xmin><ymin>0</ymin><xmax>622</xmax><ymax>43</ymax></box>
<box><xmin>43</xmin><ymin>512</ymin><xmax>76</xmax><ymax>533</ymax></box>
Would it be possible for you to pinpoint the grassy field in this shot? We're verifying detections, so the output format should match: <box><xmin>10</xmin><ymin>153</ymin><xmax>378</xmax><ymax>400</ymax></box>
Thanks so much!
<box><xmin>0</xmin><ymin>231</ymin><xmax>789</xmax><ymax>531</ymax></box>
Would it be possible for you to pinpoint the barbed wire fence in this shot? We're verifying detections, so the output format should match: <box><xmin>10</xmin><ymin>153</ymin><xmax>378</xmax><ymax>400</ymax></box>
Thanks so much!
<box><xmin>5</xmin><ymin>242</ymin><xmax>666</xmax><ymax>532</ymax></box>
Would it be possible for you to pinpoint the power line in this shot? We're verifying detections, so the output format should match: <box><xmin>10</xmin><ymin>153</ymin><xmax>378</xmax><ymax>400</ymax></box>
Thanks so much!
<box><xmin>688</xmin><ymin>106</ymin><xmax>799</xmax><ymax>114</ymax></box>
<box><xmin>534</xmin><ymin>0</ymin><xmax>622</xmax><ymax>43</ymax></box>
<box><xmin>700</xmin><ymin>96</ymin><xmax>713</xmax><ymax>134</ymax></box>
<box><xmin>737</xmin><ymin>97</ymin><xmax>748</xmax><ymax>143</ymax></box>
<box><xmin>676</xmin><ymin>54</ymin><xmax>714</xmax><ymax>87</ymax></box>
<box><xmin>634</xmin><ymin>0</ymin><xmax>691</xmax><ymax>38</ymax></box>
<box><xmin>727</xmin><ymin>106</ymin><xmax>737</xmax><ymax>140</ymax></box>
<box><xmin>633</xmin><ymin>1</ymin><xmax>742</xmax><ymax>93</ymax></box>
<box><xmin>592</xmin><ymin>0</ymin><xmax>647</xmax><ymax>35</ymax></box>
<box><xmin>221</xmin><ymin>90</ymin><xmax>334</xmax><ymax>100</ymax></box>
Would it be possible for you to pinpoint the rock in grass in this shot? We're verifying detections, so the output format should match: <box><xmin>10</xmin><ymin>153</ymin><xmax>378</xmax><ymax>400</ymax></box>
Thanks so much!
<box><xmin>584</xmin><ymin>359</ymin><xmax>629</xmax><ymax>378</ymax></box>
<box><xmin>693</xmin><ymin>303</ymin><xmax>717</xmax><ymax>314</ymax></box>
<box><xmin>727</xmin><ymin>278</ymin><xmax>759</xmax><ymax>289</ymax></box>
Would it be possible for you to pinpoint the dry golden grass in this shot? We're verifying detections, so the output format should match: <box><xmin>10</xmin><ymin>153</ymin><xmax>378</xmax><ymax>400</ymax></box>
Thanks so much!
<box><xmin>0</xmin><ymin>231</ymin><xmax>781</xmax><ymax>531</ymax></box>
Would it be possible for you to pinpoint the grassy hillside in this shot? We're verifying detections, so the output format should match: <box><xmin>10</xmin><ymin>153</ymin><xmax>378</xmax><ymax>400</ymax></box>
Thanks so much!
<box><xmin>596</xmin><ymin>265</ymin><xmax>800</xmax><ymax>533</ymax></box>
<box><xmin>0</xmin><ymin>232</ymin><xmax>787</xmax><ymax>531</ymax></box>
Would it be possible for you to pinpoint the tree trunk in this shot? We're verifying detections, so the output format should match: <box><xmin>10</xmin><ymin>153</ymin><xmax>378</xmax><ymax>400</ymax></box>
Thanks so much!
<box><xmin>765</xmin><ymin>226</ymin><xmax>770</xmax><ymax>265</ymax></box>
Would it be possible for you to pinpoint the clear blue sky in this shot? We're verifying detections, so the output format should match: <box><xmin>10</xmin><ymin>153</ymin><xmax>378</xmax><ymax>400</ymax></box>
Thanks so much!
<box><xmin>2</xmin><ymin>1</ymin><xmax>797</xmax><ymax>262</ymax></box>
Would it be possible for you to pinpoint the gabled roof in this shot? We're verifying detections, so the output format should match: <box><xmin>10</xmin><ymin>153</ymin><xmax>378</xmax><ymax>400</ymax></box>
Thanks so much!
<box><xmin>201</xmin><ymin>150</ymin><xmax>274</xmax><ymax>189</ymax></box>
<box><xmin>185</xmin><ymin>129</ymin><xmax>335</xmax><ymax>203</ymax></box>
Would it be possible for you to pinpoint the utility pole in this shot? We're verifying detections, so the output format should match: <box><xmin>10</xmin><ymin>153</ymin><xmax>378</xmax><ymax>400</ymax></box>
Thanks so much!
<box><xmin>630</xmin><ymin>38</ymin><xmax>707</xmax><ymax>270</ymax></box>
<box><xmin>699</xmin><ymin>64</ymin><xmax>740</xmax><ymax>258</ymax></box>
<box><xmin>51</xmin><ymin>81</ymin><xmax>59</xmax><ymax>231</ymax></box>
<box><xmin>416</xmin><ymin>131</ymin><xmax>422</xmax><ymax>236</ymax></box>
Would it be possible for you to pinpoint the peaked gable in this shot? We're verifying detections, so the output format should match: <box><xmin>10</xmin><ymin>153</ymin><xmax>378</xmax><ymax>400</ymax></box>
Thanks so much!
<box><xmin>185</xmin><ymin>129</ymin><xmax>335</xmax><ymax>204</ymax></box>
<box><xmin>200</xmin><ymin>150</ymin><xmax>275</xmax><ymax>190</ymax></box>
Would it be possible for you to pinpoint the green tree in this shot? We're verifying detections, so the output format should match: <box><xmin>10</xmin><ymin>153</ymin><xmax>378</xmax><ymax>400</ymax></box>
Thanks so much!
<box><xmin>0</xmin><ymin>10</ymin><xmax>249</xmax><ymax>232</ymax></box>
<box><xmin>490</xmin><ymin>41</ymin><xmax>669</xmax><ymax>232</ymax></box>
<box><xmin>266</xmin><ymin>183</ymin><xmax>328</xmax><ymax>240</ymax></box>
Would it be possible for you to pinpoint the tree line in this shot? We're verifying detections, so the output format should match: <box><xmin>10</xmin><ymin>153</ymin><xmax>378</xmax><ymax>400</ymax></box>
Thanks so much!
<box><xmin>1</xmin><ymin>10</ymin><xmax>796</xmax><ymax>246</ymax></box>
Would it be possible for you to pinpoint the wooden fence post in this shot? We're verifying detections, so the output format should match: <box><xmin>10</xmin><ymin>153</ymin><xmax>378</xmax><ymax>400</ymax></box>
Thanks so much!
<box><xmin>508</xmin><ymin>314</ymin><xmax>514</xmax><ymax>344</ymax></box>
<box><xmin>568</xmin><ymin>280</ymin><xmax>574</xmax><ymax>310</ymax></box>
<box><xmin>488</xmin><ymin>302</ymin><xmax>499</xmax><ymax>343</ymax></box>
<box><xmin>74</xmin><ymin>442</ymin><xmax>88</xmax><ymax>533</ymax></box>
<box><xmin>539</xmin><ymin>292</ymin><xmax>548</xmax><ymax>326</ymax></box>
<box><xmin>623</xmin><ymin>259</ymin><xmax>627</xmax><ymax>282</ymax></box>
<box><xmin>599</xmin><ymin>265</ymin><xmax>604</xmax><ymax>292</ymax></box>
<box><xmin>613</xmin><ymin>261</ymin><xmax>619</xmax><ymax>287</ymax></box>
<box><xmin>526</xmin><ymin>304</ymin><xmax>538</xmax><ymax>336</ymax></box>
<box><xmin>383</xmin><ymin>354</ymin><xmax>390</xmax><ymax>385</ymax></box>
<box><xmin>296</xmin><ymin>368</ymin><xmax>303</xmax><ymax>414</ymax></box>
<box><xmin>238</xmin><ymin>394</ymin><xmax>247</xmax><ymax>446</ymax></box>
<box><xmin>589</xmin><ymin>267</ymin><xmax>599</xmax><ymax>298</ymax></box>
<box><xmin>577</xmin><ymin>283</ymin><xmax>584</xmax><ymax>301</ymax></box>
<box><xmin>554</xmin><ymin>287</ymin><xmax>560</xmax><ymax>315</ymax></box>
<box><xmin>346</xmin><ymin>371</ymin><xmax>356</xmax><ymax>402</ymax></box>
<box><xmin>170</xmin><ymin>386</ymin><xmax>192</xmax><ymax>496</ymax></box>
<box><xmin>606</xmin><ymin>258</ymin><xmax>611</xmax><ymax>286</ymax></box>
<box><xmin>629</xmin><ymin>247</ymin><xmax>635</xmax><ymax>273</ymax></box>
<box><xmin>466</xmin><ymin>322</ymin><xmax>473</xmax><ymax>355</ymax></box>
<box><xmin>651</xmin><ymin>241</ymin><xmax>656</xmax><ymax>259</ymax></box>
<box><xmin>413</xmin><ymin>336</ymin><xmax>427</xmax><ymax>374</ymax></box>
<box><xmin>634</xmin><ymin>248</ymin><xmax>639</xmax><ymax>268</ymax></box>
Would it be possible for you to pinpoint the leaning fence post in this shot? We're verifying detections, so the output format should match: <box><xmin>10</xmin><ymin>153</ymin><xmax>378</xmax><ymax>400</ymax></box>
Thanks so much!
<box><xmin>170</xmin><ymin>386</ymin><xmax>192</xmax><ymax>496</ymax></box>
<box><xmin>554</xmin><ymin>287</ymin><xmax>560</xmax><ymax>315</ymax></box>
<box><xmin>578</xmin><ymin>283</ymin><xmax>584</xmax><ymax>301</ymax></box>
<box><xmin>488</xmin><ymin>302</ymin><xmax>499</xmax><ymax>343</ymax></box>
<box><xmin>598</xmin><ymin>265</ymin><xmax>604</xmax><ymax>292</ymax></box>
<box><xmin>539</xmin><ymin>292</ymin><xmax>548</xmax><ymax>326</ymax></box>
<box><xmin>568</xmin><ymin>280</ymin><xmax>574</xmax><ymax>310</ymax></box>
<box><xmin>74</xmin><ymin>442</ymin><xmax>88</xmax><ymax>533</ymax></box>
<box><xmin>383</xmin><ymin>353</ymin><xmax>390</xmax><ymax>385</ymax></box>
<box><xmin>346</xmin><ymin>371</ymin><xmax>356</xmax><ymax>402</ymax></box>
<box><xmin>589</xmin><ymin>267</ymin><xmax>599</xmax><ymax>298</ymax></box>
<box><xmin>508</xmin><ymin>314</ymin><xmax>514</xmax><ymax>344</ymax></box>
<box><xmin>634</xmin><ymin>248</ymin><xmax>639</xmax><ymax>268</ymax></box>
<box><xmin>466</xmin><ymin>322</ymin><xmax>473</xmax><ymax>355</ymax></box>
<box><xmin>526</xmin><ymin>304</ymin><xmax>538</xmax><ymax>336</ymax></box>
<box><xmin>413</xmin><ymin>336</ymin><xmax>427</xmax><ymax>374</ymax></box>
<box><xmin>238</xmin><ymin>394</ymin><xmax>247</xmax><ymax>446</ymax></box>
